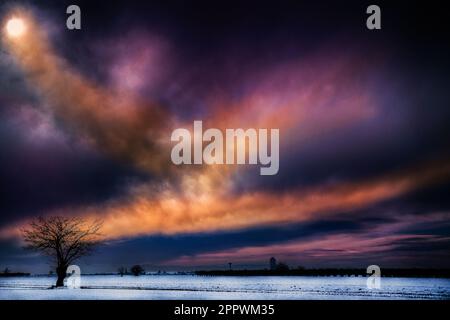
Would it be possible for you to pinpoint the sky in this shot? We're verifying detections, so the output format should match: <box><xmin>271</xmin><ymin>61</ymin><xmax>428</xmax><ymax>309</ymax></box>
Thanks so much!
<box><xmin>0</xmin><ymin>0</ymin><xmax>449</xmax><ymax>273</ymax></box>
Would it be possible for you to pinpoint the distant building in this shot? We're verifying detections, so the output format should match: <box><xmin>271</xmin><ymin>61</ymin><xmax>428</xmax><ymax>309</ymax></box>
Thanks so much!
<box><xmin>270</xmin><ymin>257</ymin><xmax>277</xmax><ymax>270</ymax></box>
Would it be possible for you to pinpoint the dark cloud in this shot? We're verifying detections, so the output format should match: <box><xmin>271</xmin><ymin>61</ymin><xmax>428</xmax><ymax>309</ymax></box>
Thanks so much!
<box><xmin>0</xmin><ymin>113</ymin><xmax>149</xmax><ymax>226</ymax></box>
<box><xmin>4</xmin><ymin>203</ymin><xmax>449</xmax><ymax>272</ymax></box>
<box><xmin>0</xmin><ymin>217</ymin><xmax>366</xmax><ymax>272</ymax></box>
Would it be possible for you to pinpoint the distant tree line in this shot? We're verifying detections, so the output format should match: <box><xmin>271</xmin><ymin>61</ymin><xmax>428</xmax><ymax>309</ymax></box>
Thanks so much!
<box><xmin>0</xmin><ymin>267</ymin><xmax>30</xmax><ymax>277</ymax></box>
<box><xmin>118</xmin><ymin>265</ymin><xmax>145</xmax><ymax>276</ymax></box>
<box><xmin>195</xmin><ymin>267</ymin><xmax>450</xmax><ymax>278</ymax></box>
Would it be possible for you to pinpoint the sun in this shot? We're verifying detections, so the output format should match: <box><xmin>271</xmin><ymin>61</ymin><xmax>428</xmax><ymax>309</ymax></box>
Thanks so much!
<box><xmin>5</xmin><ymin>17</ymin><xmax>26</xmax><ymax>38</ymax></box>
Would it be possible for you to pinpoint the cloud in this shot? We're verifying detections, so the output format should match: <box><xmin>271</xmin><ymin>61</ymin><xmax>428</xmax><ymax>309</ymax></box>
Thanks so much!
<box><xmin>3</xmin><ymin>7</ymin><xmax>172</xmax><ymax>175</ymax></box>
<box><xmin>166</xmin><ymin>213</ymin><xmax>450</xmax><ymax>268</ymax></box>
<box><xmin>0</xmin><ymin>103</ymin><xmax>147</xmax><ymax>226</ymax></box>
<box><xmin>2</xmin><ymin>156</ymin><xmax>449</xmax><ymax>241</ymax></box>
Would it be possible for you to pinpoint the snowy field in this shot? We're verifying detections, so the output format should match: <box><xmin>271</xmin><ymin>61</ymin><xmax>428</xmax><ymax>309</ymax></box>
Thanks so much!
<box><xmin>1</xmin><ymin>275</ymin><xmax>449</xmax><ymax>300</ymax></box>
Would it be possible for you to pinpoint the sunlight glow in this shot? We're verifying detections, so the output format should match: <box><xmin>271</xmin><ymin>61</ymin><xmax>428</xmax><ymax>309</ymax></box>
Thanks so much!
<box><xmin>6</xmin><ymin>17</ymin><xmax>26</xmax><ymax>38</ymax></box>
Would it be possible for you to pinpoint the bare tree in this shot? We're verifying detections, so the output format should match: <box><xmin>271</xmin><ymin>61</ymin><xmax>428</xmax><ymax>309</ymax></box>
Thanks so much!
<box><xmin>131</xmin><ymin>265</ymin><xmax>144</xmax><ymax>276</ymax></box>
<box><xmin>118</xmin><ymin>266</ymin><xmax>127</xmax><ymax>277</ymax></box>
<box><xmin>22</xmin><ymin>216</ymin><xmax>102</xmax><ymax>287</ymax></box>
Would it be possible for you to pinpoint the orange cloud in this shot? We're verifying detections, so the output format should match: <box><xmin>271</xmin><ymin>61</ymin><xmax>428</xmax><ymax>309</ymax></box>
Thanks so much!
<box><xmin>2</xmin><ymin>158</ymin><xmax>449</xmax><ymax>241</ymax></box>
<box><xmin>88</xmin><ymin>159</ymin><xmax>450</xmax><ymax>239</ymax></box>
<box><xmin>3</xmin><ymin>8</ymin><xmax>171</xmax><ymax>174</ymax></box>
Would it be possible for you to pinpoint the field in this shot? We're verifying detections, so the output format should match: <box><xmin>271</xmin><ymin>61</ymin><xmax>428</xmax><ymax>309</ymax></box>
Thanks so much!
<box><xmin>1</xmin><ymin>275</ymin><xmax>449</xmax><ymax>300</ymax></box>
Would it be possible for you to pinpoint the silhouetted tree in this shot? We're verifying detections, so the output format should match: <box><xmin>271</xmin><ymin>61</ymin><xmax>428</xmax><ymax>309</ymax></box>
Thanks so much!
<box><xmin>22</xmin><ymin>216</ymin><xmax>102</xmax><ymax>287</ymax></box>
<box><xmin>131</xmin><ymin>265</ymin><xmax>144</xmax><ymax>276</ymax></box>
<box><xmin>276</xmin><ymin>262</ymin><xmax>290</xmax><ymax>272</ymax></box>
<box><xmin>118</xmin><ymin>266</ymin><xmax>127</xmax><ymax>277</ymax></box>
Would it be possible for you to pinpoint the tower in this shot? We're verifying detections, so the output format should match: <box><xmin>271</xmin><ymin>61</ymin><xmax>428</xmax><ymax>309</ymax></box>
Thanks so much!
<box><xmin>270</xmin><ymin>257</ymin><xmax>277</xmax><ymax>270</ymax></box>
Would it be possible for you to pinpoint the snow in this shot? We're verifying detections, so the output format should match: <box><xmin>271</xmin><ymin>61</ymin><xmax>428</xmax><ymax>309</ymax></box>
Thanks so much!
<box><xmin>0</xmin><ymin>275</ymin><xmax>449</xmax><ymax>300</ymax></box>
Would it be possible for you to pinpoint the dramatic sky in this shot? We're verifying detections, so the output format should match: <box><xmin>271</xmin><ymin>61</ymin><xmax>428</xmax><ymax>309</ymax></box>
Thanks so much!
<box><xmin>0</xmin><ymin>0</ymin><xmax>449</xmax><ymax>273</ymax></box>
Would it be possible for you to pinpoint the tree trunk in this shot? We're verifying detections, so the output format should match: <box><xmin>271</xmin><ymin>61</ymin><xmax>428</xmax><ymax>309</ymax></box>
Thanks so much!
<box><xmin>56</xmin><ymin>265</ymin><xmax>67</xmax><ymax>287</ymax></box>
